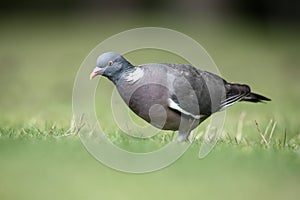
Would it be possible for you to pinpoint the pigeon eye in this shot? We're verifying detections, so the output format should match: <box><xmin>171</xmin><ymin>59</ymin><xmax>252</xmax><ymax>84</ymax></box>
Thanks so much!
<box><xmin>108</xmin><ymin>61</ymin><xmax>113</xmax><ymax>66</ymax></box>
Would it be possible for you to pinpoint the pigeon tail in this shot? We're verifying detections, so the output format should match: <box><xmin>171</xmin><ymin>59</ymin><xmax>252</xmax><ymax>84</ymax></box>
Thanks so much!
<box><xmin>222</xmin><ymin>83</ymin><xmax>270</xmax><ymax>109</ymax></box>
<box><xmin>242</xmin><ymin>92</ymin><xmax>271</xmax><ymax>103</ymax></box>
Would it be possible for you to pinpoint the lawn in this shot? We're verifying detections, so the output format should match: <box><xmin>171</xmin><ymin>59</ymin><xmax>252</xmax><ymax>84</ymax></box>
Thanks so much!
<box><xmin>0</xmin><ymin>14</ymin><xmax>300</xmax><ymax>200</ymax></box>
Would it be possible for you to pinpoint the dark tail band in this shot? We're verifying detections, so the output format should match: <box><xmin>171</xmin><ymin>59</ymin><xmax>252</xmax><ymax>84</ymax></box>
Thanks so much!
<box><xmin>242</xmin><ymin>92</ymin><xmax>271</xmax><ymax>103</ymax></box>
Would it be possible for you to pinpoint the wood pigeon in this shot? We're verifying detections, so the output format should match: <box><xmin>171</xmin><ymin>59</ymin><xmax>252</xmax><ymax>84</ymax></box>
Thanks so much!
<box><xmin>90</xmin><ymin>52</ymin><xmax>270</xmax><ymax>141</ymax></box>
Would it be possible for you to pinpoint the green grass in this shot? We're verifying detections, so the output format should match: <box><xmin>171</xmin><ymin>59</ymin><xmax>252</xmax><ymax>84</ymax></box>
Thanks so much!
<box><xmin>0</xmin><ymin>14</ymin><xmax>300</xmax><ymax>200</ymax></box>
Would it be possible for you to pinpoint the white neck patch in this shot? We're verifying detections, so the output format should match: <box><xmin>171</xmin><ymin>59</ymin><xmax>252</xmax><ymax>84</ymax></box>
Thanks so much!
<box><xmin>125</xmin><ymin>67</ymin><xmax>144</xmax><ymax>84</ymax></box>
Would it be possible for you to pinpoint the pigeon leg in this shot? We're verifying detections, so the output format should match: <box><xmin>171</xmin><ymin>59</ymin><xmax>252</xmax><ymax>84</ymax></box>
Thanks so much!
<box><xmin>176</xmin><ymin>118</ymin><xmax>196</xmax><ymax>142</ymax></box>
<box><xmin>177</xmin><ymin>131</ymin><xmax>191</xmax><ymax>142</ymax></box>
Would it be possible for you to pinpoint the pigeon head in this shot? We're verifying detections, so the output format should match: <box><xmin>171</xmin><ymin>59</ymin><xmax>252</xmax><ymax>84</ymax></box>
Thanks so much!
<box><xmin>90</xmin><ymin>52</ymin><xmax>132</xmax><ymax>82</ymax></box>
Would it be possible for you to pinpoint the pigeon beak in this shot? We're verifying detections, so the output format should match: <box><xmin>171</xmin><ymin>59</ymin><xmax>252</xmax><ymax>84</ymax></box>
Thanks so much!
<box><xmin>90</xmin><ymin>72</ymin><xmax>97</xmax><ymax>80</ymax></box>
<box><xmin>90</xmin><ymin>67</ymin><xmax>102</xmax><ymax>80</ymax></box>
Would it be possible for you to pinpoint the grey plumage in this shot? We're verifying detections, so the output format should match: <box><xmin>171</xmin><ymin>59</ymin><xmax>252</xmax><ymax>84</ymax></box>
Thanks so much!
<box><xmin>90</xmin><ymin>52</ymin><xmax>270</xmax><ymax>141</ymax></box>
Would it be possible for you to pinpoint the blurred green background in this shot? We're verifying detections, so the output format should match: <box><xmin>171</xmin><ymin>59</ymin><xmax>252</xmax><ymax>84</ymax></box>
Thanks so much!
<box><xmin>0</xmin><ymin>1</ymin><xmax>300</xmax><ymax>200</ymax></box>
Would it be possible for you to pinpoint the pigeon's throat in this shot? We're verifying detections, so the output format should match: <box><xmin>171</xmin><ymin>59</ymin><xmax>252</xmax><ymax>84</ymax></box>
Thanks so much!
<box><xmin>107</xmin><ymin>63</ymin><xmax>135</xmax><ymax>84</ymax></box>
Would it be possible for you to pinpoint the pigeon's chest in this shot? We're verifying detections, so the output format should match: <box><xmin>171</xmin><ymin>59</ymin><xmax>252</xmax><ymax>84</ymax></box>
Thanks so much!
<box><xmin>116</xmin><ymin>72</ymin><xmax>171</xmax><ymax>119</ymax></box>
<box><xmin>118</xmin><ymin>78</ymin><xmax>169</xmax><ymax>108</ymax></box>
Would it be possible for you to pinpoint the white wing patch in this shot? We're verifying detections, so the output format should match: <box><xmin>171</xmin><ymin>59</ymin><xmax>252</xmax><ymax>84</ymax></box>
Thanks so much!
<box><xmin>168</xmin><ymin>98</ymin><xmax>204</xmax><ymax>120</ymax></box>
<box><xmin>125</xmin><ymin>67</ymin><xmax>144</xmax><ymax>84</ymax></box>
